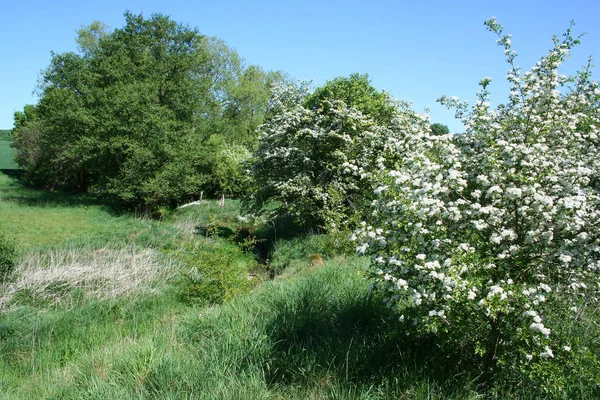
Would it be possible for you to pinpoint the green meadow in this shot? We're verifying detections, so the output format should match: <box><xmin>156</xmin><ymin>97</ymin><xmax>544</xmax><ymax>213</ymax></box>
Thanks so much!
<box><xmin>0</xmin><ymin>171</ymin><xmax>487</xmax><ymax>399</ymax></box>
<box><xmin>2</xmin><ymin>9</ymin><xmax>599</xmax><ymax>398</ymax></box>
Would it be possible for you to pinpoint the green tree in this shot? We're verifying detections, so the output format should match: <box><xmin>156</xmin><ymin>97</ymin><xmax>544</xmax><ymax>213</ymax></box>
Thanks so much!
<box><xmin>221</xmin><ymin>65</ymin><xmax>291</xmax><ymax>148</ymax></box>
<box><xmin>430</xmin><ymin>122</ymin><xmax>450</xmax><ymax>135</ymax></box>
<box><xmin>12</xmin><ymin>105</ymin><xmax>49</xmax><ymax>185</ymax></box>
<box><xmin>13</xmin><ymin>12</ymin><xmax>285</xmax><ymax>212</ymax></box>
<box><xmin>304</xmin><ymin>73</ymin><xmax>398</xmax><ymax>125</ymax></box>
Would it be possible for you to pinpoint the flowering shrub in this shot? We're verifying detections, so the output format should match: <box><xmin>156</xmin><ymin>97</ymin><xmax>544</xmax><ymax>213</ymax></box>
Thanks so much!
<box><xmin>355</xmin><ymin>19</ymin><xmax>600</xmax><ymax>391</ymax></box>
<box><xmin>249</xmin><ymin>81</ymin><xmax>430</xmax><ymax>230</ymax></box>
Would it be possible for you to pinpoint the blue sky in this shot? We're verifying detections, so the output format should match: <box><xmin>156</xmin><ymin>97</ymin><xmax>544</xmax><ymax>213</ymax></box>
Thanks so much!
<box><xmin>1</xmin><ymin>0</ymin><xmax>599</xmax><ymax>132</ymax></box>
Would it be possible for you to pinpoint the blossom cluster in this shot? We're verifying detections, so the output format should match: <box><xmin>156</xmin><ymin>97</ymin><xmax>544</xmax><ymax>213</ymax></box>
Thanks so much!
<box><xmin>250</xmin><ymin>81</ymin><xmax>429</xmax><ymax>229</ymax></box>
<box><xmin>355</xmin><ymin>19</ymin><xmax>600</xmax><ymax>365</ymax></box>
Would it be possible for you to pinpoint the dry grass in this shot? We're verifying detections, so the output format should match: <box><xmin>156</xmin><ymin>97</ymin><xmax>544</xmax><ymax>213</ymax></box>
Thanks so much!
<box><xmin>173</xmin><ymin>217</ymin><xmax>204</xmax><ymax>236</ymax></box>
<box><xmin>0</xmin><ymin>245</ymin><xmax>174</xmax><ymax>308</ymax></box>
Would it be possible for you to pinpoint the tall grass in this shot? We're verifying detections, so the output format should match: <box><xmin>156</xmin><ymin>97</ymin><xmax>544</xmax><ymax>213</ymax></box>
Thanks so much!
<box><xmin>1</xmin><ymin>261</ymin><xmax>485</xmax><ymax>399</ymax></box>
<box><xmin>1</xmin><ymin>245</ymin><xmax>175</xmax><ymax>309</ymax></box>
<box><xmin>1</xmin><ymin>171</ymin><xmax>598</xmax><ymax>398</ymax></box>
<box><xmin>0</xmin><ymin>292</ymin><xmax>188</xmax><ymax>399</ymax></box>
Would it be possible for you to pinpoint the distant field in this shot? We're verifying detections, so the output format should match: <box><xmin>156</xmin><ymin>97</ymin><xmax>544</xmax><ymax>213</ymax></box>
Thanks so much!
<box><xmin>0</xmin><ymin>140</ymin><xmax>18</xmax><ymax>169</ymax></box>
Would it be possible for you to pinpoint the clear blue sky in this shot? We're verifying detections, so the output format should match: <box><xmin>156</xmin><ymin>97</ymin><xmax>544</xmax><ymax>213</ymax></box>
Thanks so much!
<box><xmin>1</xmin><ymin>0</ymin><xmax>599</xmax><ymax>133</ymax></box>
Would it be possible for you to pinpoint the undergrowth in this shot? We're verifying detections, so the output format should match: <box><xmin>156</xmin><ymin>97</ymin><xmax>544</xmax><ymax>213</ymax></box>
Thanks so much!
<box><xmin>0</xmin><ymin>171</ymin><xmax>598</xmax><ymax>398</ymax></box>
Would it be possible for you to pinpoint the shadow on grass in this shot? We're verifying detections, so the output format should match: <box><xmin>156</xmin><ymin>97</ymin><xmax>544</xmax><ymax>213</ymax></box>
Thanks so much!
<box><xmin>0</xmin><ymin>169</ymin><xmax>24</xmax><ymax>179</ymax></box>
<box><xmin>3</xmin><ymin>190</ymin><xmax>105</xmax><ymax>209</ymax></box>
<box><xmin>261</xmin><ymin>277</ymin><xmax>484</xmax><ymax>395</ymax></box>
<box><xmin>254</xmin><ymin>214</ymin><xmax>316</xmax><ymax>243</ymax></box>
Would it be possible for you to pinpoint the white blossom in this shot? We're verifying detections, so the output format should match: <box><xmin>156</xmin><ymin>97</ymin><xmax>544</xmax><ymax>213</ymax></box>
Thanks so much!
<box><xmin>354</xmin><ymin>18</ymin><xmax>600</xmax><ymax>373</ymax></box>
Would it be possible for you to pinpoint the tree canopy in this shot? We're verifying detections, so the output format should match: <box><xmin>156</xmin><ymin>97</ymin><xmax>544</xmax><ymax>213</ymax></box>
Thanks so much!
<box><xmin>304</xmin><ymin>73</ymin><xmax>398</xmax><ymax>125</ymax></box>
<box><xmin>13</xmin><ymin>12</ymin><xmax>287</xmax><ymax>213</ymax></box>
<box><xmin>430</xmin><ymin>122</ymin><xmax>450</xmax><ymax>135</ymax></box>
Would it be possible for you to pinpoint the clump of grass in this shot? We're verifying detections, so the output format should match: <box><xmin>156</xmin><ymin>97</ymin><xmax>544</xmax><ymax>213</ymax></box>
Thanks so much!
<box><xmin>1</xmin><ymin>245</ymin><xmax>174</xmax><ymax>309</ymax></box>
<box><xmin>173</xmin><ymin>233</ymin><xmax>260</xmax><ymax>306</ymax></box>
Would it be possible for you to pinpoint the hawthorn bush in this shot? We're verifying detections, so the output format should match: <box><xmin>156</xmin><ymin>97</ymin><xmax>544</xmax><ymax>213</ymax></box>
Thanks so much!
<box><xmin>355</xmin><ymin>19</ymin><xmax>600</xmax><ymax>393</ymax></box>
<box><xmin>249</xmin><ymin>80</ymin><xmax>430</xmax><ymax>231</ymax></box>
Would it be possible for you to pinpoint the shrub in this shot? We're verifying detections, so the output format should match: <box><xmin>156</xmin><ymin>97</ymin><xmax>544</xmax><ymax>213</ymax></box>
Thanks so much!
<box><xmin>176</xmin><ymin>229</ymin><xmax>257</xmax><ymax>305</ymax></box>
<box><xmin>355</xmin><ymin>19</ymin><xmax>600</xmax><ymax>394</ymax></box>
<box><xmin>249</xmin><ymin>80</ymin><xmax>429</xmax><ymax>231</ymax></box>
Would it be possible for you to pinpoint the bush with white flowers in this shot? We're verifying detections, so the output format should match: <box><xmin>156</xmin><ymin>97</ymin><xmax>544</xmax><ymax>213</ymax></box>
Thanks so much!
<box><xmin>250</xmin><ymin>81</ymin><xmax>430</xmax><ymax>230</ymax></box>
<box><xmin>355</xmin><ymin>19</ymin><xmax>600</xmax><ymax>389</ymax></box>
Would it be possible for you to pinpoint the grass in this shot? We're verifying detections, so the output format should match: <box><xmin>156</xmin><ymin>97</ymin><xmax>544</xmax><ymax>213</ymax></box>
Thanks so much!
<box><xmin>0</xmin><ymin>292</ymin><xmax>188</xmax><ymax>399</ymax></box>
<box><xmin>0</xmin><ymin>173</ymin><xmax>176</xmax><ymax>250</ymax></box>
<box><xmin>1</xmin><ymin>170</ymin><xmax>598</xmax><ymax>398</ymax></box>
<box><xmin>0</xmin><ymin>141</ymin><xmax>17</xmax><ymax>170</ymax></box>
<box><xmin>1</xmin><ymin>245</ymin><xmax>171</xmax><ymax>308</ymax></box>
<box><xmin>0</xmin><ymin>260</ymin><xmax>483</xmax><ymax>399</ymax></box>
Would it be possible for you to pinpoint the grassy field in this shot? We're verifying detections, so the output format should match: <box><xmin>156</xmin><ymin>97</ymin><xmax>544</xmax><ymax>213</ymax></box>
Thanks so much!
<box><xmin>0</xmin><ymin>141</ymin><xmax>17</xmax><ymax>170</ymax></box>
<box><xmin>0</xmin><ymin>173</ymin><xmax>174</xmax><ymax>250</ymax></box>
<box><xmin>0</xmin><ymin>171</ymin><xmax>598</xmax><ymax>398</ymax></box>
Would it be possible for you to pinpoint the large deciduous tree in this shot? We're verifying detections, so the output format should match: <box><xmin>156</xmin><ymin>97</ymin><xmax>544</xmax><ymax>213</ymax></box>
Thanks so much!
<box><xmin>13</xmin><ymin>12</ymin><xmax>285</xmax><ymax>213</ymax></box>
<box><xmin>430</xmin><ymin>122</ymin><xmax>450</xmax><ymax>135</ymax></box>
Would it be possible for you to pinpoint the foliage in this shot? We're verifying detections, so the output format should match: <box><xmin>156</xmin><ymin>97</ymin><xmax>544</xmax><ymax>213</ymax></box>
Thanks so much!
<box><xmin>221</xmin><ymin>64</ymin><xmax>291</xmax><ymax>148</ymax></box>
<box><xmin>75</xmin><ymin>20</ymin><xmax>108</xmax><ymax>56</ymax></box>
<box><xmin>355</xmin><ymin>19</ymin><xmax>600</xmax><ymax>393</ymax></box>
<box><xmin>1</xmin><ymin>261</ymin><xmax>488</xmax><ymax>399</ymax></box>
<box><xmin>430</xmin><ymin>122</ymin><xmax>450</xmax><ymax>135</ymax></box>
<box><xmin>304</xmin><ymin>73</ymin><xmax>398</xmax><ymax>124</ymax></box>
<box><xmin>1</xmin><ymin>169</ymin><xmax>598</xmax><ymax>397</ymax></box>
<box><xmin>10</xmin><ymin>105</ymin><xmax>46</xmax><ymax>180</ymax></box>
<box><xmin>249</xmin><ymin>78</ymin><xmax>428</xmax><ymax>230</ymax></box>
<box><xmin>191</xmin><ymin>135</ymin><xmax>253</xmax><ymax>197</ymax></box>
<box><xmin>175</xmin><ymin>232</ymin><xmax>257</xmax><ymax>305</ymax></box>
<box><xmin>12</xmin><ymin>12</ymin><xmax>285</xmax><ymax>212</ymax></box>
<box><xmin>0</xmin><ymin>232</ymin><xmax>18</xmax><ymax>282</ymax></box>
